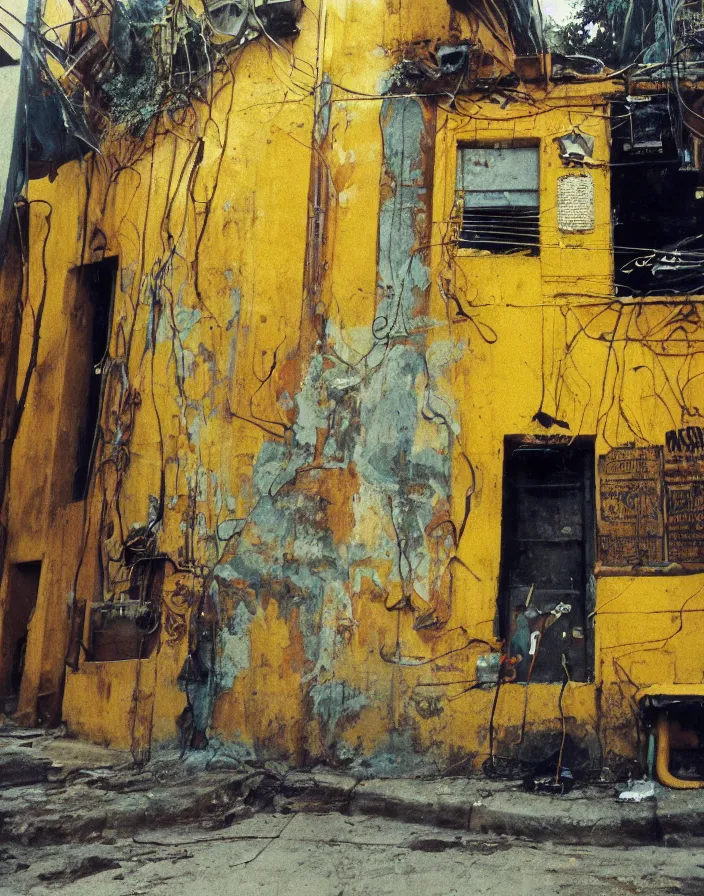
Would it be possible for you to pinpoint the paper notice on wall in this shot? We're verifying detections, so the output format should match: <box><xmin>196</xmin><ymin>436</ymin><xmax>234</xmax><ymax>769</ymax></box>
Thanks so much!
<box><xmin>598</xmin><ymin>446</ymin><xmax>665</xmax><ymax>567</ymax></box>
<box><xmin>664</xmin><ymin>426</ymin><xmax>704</xmax><ymax>563</ymax></box>
<box><xmin>557</xmin><ymin>174</ymin><xmax>595</xmax><ymax>233</ymax></box>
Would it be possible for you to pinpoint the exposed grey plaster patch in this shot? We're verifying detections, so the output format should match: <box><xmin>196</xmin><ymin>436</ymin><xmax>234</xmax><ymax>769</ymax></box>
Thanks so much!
<box><xmin>197</xmin><ymin>96</ymin><xmax>456</xmax><ymax>765</ymax></box>
<box><xmin>309</xmin><ymin>680</ymin><xmax>370</xmax><ymax>741</ymax></box>
<box><xmin>218</xmin><ymin>600</ymin><xmax>254</xmax><ymax>690</ymax></box>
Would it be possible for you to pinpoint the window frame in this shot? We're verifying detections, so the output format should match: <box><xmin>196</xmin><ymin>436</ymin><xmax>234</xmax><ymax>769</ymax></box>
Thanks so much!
<box><xmin>455</xmin><ymin>140</ymin><xmax>541</xmax><ymax>257</ymax></box>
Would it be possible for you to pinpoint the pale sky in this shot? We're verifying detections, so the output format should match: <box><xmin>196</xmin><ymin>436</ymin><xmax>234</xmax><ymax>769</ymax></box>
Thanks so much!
<box><xmin>542</xmin><ymin>0</ymin><xmax>576</xmax><ymax>25</ymax></box>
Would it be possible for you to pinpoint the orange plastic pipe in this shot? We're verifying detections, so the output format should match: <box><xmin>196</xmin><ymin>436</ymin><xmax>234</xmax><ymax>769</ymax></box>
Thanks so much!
<box><xmin>656</xmin><ymin>711</ymin><xmax>704</xmax><ymax>790</ymax></box>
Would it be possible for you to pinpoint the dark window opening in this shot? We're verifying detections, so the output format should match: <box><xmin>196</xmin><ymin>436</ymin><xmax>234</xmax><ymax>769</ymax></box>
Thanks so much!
<box><xmin>170</xmin><ymin>28</ymin><xmax>211</xmax><ymax>90</ymax></box>
<box><xmin>456</xmin><ymin>145</ymin><xmax>540</xmax><ymax>255</ymax></box>
<box><xmin>499</xmin><ymin>439</ymin><xmax>595</xmax><ymax>683</ymax></box>
<box><xmin>88</xmin><ymin>560</ymin><xmax>163</xmax><ymax>662</ymax></box>
<box><xmin>72</xmin><ymin>258</ymin><xmax>117</xmax><ymax>502</ymax></box>
<box><xmin>612</xmin><ymin>96</ymin><xmax>704</xmax><ymax>296</ymax></box>
<box><xmin>0</xmin><ymin>562</ymin><xmax>41</xmax><ymax>713</ymax></box>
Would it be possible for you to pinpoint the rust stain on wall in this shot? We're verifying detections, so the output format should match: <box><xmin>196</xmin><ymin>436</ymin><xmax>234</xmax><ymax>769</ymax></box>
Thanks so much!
<box><xmin>2</xmin><ymin>0</ymin><xmax>704</xmax><ymax>783</ymax></box>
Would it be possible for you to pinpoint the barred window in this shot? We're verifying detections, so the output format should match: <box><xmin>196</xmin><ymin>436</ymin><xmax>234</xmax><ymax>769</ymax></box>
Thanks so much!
<box><xmin>456</xmin><ymin>145</ymin><xmax>540</xmax><ymax>255</ymax></box>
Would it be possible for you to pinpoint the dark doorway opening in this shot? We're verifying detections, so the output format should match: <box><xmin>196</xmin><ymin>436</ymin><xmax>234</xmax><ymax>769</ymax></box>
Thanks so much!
<box><xmin>71</xmin><ymin>258</ymin><xmax>117</xmax><ymax>501</ymax></box>
<box><xmin>0</xmin><ymin>561</ymin><xmax>41</xmax><ymax>713</ymax></box>
<box><xmin>499</xmin><ymin>439</ymin><xmax>595</xmax><ymax>683</ymax></box>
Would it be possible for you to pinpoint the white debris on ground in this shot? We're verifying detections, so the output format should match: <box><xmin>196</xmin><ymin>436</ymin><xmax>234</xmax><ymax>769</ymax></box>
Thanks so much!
<box><xmin>618</xmin><ymin>780</ymin><xmax>657</xmax><ymax>803</ymax></box>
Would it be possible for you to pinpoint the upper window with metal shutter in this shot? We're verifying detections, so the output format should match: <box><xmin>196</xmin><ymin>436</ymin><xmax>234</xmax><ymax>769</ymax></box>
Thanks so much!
<box><xmin>456</xmin><ymin>145</ymin><xmax>540</xmax><ymax>255</ymax></box>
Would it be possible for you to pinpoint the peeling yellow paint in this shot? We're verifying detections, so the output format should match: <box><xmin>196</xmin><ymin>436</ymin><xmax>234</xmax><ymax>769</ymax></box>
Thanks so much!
<box><xmin>0</xmin><ymin>0</ymin><xmax>702</xmax><ymax>780</ymax></box>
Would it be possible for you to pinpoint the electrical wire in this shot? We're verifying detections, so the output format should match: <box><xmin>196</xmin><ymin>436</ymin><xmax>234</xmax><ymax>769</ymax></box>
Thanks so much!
<box><xmin>555</xmin><ymin>654</ymin><xmax>570</xmax><ymax>785</ymax></box>
<box><xmin>18</xmin><ymin>0</ymin><xmax>704</xmax><ymax>779</ymax></box>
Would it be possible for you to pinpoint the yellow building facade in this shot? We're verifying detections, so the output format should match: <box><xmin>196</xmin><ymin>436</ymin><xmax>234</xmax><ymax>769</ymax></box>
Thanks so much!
<box><xmin>1</xmin><ymin>0</ymin><xmax>703</xmax><ymax>779</ymax></box>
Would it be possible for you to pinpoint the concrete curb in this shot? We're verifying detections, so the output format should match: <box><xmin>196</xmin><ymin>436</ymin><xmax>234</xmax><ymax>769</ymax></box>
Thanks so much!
<box><xmin>2</xmin><ymin>734</ymin><xmax>703</xmax><ymax>848</ymax></box>
<box><xmin>279</xmin><ymin>771</ymin><xmax>700</xmax><ymax>846</ymax></box>
<box><xmin>0</xmin><ymin>771</ymin><xmax>251</xmax><ymax>845</ymax></box>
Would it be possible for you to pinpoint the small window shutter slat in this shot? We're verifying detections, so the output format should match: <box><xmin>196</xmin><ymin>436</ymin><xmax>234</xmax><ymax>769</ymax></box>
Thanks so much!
<box><xmin>456</xmin><ymin>146</ymin><xmax>540</xmax><ymax>253</ymax></box>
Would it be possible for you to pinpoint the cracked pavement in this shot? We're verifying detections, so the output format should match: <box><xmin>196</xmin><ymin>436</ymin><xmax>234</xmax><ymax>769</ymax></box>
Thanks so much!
<box><xmin>3</xmin><ymin>812</ymin><xmax>704</xmax><ymax>895</ymax></box>
<box><xmin>3</xmin><ymin>729</ymin><xmax>704</xmax><ymax>894</ymax></box>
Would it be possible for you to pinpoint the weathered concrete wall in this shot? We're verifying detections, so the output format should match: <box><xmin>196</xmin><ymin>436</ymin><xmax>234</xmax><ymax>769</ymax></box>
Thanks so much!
<box><xmin>0</xmin><ymin>0</ymin><xmax>703</xmax><ymax>778</ymax></box>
